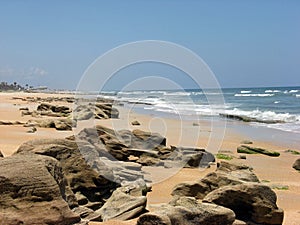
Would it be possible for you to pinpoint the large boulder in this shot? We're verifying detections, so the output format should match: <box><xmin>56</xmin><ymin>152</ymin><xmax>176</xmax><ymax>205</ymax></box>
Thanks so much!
<box><xmin>15</xmin><ymin>138</ymin><xmax>118</xmax><ymax>210</ymax></box>
<box><xmin>292</xmin><ymin>158</ymin><xmax>300</xmax><ymax>171</ymax></box>
<box><xmin>0</xmin><ymin>154</ymin><xmax>80</xmax><ymax>225</ymax></box>
<box><xmin>172</xmin><ymin>161</ymin><xmax>259</xmax><ymax>199</ymax></box>
<box><xmin>203</xmin><ymin>183</ymin><xmax>284</xmax><ymax>225</ymax></box>
<box><xmin>137</xmin><ymin>196</ymin><xmax>235</xmax><ymax>225</ymax></box>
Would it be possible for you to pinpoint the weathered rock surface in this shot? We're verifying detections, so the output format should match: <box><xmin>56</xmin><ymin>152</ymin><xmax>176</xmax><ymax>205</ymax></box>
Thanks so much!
<box><xmin>237</xmin><ymin>145</ymin><xmax>280</xmax><ymax>157</ymax></box>
<box><xmin>73</xmin><ymin>103</ymin><xmax>119</xmax><ymax>120</ymax></box>
<box><xmin>0</xmin><ymin>150</ymin><xmax>3</xmax><ymax>157</ymax></box>
<box><xmin>15</xmin><ymin>138</ymin><xmax>118</xmax><ymax>209</ymax></box>
<box><xmin>203</xmin><ymin>183</ymin><xmax>284</xmax><ymax>225</ymax></box>
<box><xmin>24</xmin><ymin>118</ymin><xmax>75</xmax><ymax>130</ymax></box>
<box><xmin>95</xmin><ymin>183</ymin><xmax>148</xmax><ymax>221</ymax></box>
<box><xmin>37</xmin><ymin>102</ymin><xmax>71</xmax><ymax>116</ymax></box>
<box><xmin>172</xmin><ymin>161</ymin><xmax>259</xmax><ymax>199</ymax></box>
<box><xmin>0</xmin><ymin>154</ymin><xmax>80</xmax><ymax>225</ymax></box>
<box><xmin>137</xmin><ymin>196</ymin><xmax>235</xmax><ymax>225</ymax></box>
<box><xmin>292</xmin><ymin>158</ymin><xmax>300</xmax><ymax>171</ymax></box>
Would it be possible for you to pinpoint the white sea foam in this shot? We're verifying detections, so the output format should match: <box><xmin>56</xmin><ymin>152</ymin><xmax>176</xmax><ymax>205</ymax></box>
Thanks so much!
<box><xmin>265</xmin><ymin>90</ymin><xmax>281</xmax><ymax>93</ymax></box>
<box><xmin>234</xmin><ymin>93</ymin><xmax>274</xmax><ymax>97</ymax></box>
<box><xmin>289</xmin><ymin>90</ymin><xmax>299</xmax><ymax>93</ymax></box>
<box><xmin>296</xmin><ymin>94</ymin><xmax>300</xmax><ymax>98</ymax></box>
<box><xmin>240</xmin><ymin>90</ymin><xmax>252</xmax><ymax>93</ymax></box>
<box><xmin>224</xmin><ymin>108</ymin><xmax>300</xmax><ymax>123</ymax></box>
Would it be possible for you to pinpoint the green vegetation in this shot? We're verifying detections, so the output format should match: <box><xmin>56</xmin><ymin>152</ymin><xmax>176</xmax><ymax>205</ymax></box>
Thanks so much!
<box><xmin>261</xmin><ymin>180</ymin><xmax>270</xmax><ymax>183</ymax></box>
<box><xmin>216</xmin><ymin>153</ymin><xmax>234</xmax><ymax>161</ymax></box>
<box><xmin>237</xmin><ymin>145</ymin><xmax>280</xmax><ymax>157</ymax></box>
<box><xmin>273</xmin><ymin>185</ymin><xmax>289</xmax><ymax>190</ymax></box>
<box><xmin>285</xmin><ymin>149</ymin><xmax>300</xmax><ymax>155</ymax></box>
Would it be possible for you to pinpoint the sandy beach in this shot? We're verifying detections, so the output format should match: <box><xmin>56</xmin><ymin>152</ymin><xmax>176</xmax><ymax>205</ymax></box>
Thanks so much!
<box><xmin>0</xmin><ymin>92</ymin><xmax>299</xmax><ymax>225</ymax></box>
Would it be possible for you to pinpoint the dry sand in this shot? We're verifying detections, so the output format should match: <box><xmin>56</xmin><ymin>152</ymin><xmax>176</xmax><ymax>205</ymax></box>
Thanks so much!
<box><xmin>0</xmin><ymin>92</ymin><xmax>299</xmax><ymax>225</ymax></box>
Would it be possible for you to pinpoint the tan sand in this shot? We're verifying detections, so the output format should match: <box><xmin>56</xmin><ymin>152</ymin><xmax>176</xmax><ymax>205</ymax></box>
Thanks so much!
<box><xmin>0</xmin><ymin>92</ymin><xmax>299</xmax><ymax>225</ymax></box>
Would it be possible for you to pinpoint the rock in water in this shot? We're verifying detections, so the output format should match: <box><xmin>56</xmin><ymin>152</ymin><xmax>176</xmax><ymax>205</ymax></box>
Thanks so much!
<box><xmin>203</xmin><ymin>183</ymin><xmax>284</xmax><ymax>225</ymax></box>
<box><xmin>292</xmin><ymin>158</ymin><xmax>300</xmax><ymax>170</ymax></box>
<box><xmin>0</xmin><ymin>154</ymin><xmax>80</xmax><ymax>225</ymax></box>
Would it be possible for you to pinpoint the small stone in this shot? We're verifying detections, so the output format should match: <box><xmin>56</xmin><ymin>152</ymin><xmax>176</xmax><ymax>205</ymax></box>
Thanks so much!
<box><xmin>27</xmin><ymin>127</ymin><xmax>37</xmax><ymax>133</ymax></box>
<box><xmin>131</xmin><ymin>120</ymin><xmax>141</xmax><ymax>126</ymax></box>
<box><xmin>240</xmin><ymin>140</ymin><xmax>253</xmax><ymax>144</ymax></box>
<box><xmin>239</xmin><ymin>155</ymin><xmax>246</xmax><ymax>160</ymax></box>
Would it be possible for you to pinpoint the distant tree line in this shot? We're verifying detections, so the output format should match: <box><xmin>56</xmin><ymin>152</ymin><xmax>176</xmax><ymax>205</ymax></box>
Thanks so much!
<box><xmin>0</xmin><ymin>81</ymin><xmax>27</xmax><ymax>91</ymax></box>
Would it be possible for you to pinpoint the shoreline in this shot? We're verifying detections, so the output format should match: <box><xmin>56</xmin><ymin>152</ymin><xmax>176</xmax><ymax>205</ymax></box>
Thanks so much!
<box><xmin>0</xmin><ymin>92</ymin><xmax>299</xmax><ymax>225</ymax></box>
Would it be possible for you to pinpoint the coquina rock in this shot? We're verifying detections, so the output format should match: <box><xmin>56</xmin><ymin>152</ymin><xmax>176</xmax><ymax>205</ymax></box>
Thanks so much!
<box><xmin>137</xmin><ymin>196</ymin><xmax>235</xmax><ymax>225</ymax></box>
<box><xmin>172</xmin><ymin>161</ymin><xmax>259</xmax><ymax>199</ymax></box>
<box><xmin>203</xmin><ymin>183</ymin><xmax>284</xmax><ymax>225</ymax></box>
<box><xmin>0</xmin><ymin>154</ymin><xmax>80</xmax><ymax>225</ymax></box>
<box><xmin>293</xmin><ymin>158</ymin><xmax>300</xmax><ymax>171</ymax></box>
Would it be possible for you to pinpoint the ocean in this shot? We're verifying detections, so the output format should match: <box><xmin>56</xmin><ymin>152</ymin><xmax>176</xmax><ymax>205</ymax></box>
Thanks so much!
<box><xmin>99</xmin><ymin>86</ymin><xmax>300</xmax><ymax>147</ymax></box>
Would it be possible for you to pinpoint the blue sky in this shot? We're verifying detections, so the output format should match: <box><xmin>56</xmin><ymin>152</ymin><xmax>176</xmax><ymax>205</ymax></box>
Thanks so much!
<box><xmin>0</xmin><ymin>0</ymin><xmax>299</xmax><ymax>90</ymax></box>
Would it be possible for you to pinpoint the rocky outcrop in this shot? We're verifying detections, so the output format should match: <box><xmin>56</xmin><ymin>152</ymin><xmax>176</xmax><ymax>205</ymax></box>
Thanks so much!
<box><xmin>292</xmin><ymin>158</ymin><xmax>300</xmax><ymax>171</ymax></box>
<box><xmin>0</xmin><ymin>150</ymin><xmax>3</xmax><ymax>157</ymax></box>
<box><xmin>237</xmin><ymin>145</ymin><xmax>280</xmax><ymax>157</ymax></box>
<box><xmin>0</xmin><ymin>120</ymin><xmax>24</xmax><ymax>125</ymax></box>
<box><xmin>24</xmin><ymin>118</ymin><xmax>76</xmax><ymax>130</ymax></box>
<box><xmin>219</xmin><ymin>113</ymin><xmax>284</xmax><ymax>124</ymax></box>
<box><xmin>0</xmin><ymin>154</ymin><xmax>80</xmax><ymax>225</ymax></box>
<box><xmin>137</xmin><ymin>196</ymin><xmax>235</xmax><ymax>225</ymax></box>
<box><xmin>37</xmin><ymin>103</ymin><xmax>71</xmax><ymax>116</ymax></box>
<box><xmin>172</xmin><ymin>161</ymin><xmax>259</xmax><ymax>199</ymax></box>
<box><xmin>203</xmin><ymin>183</ymin><xmax>284</xmax><ymax>225</ymax></box>
<box><xmin>73</xmin><ymin>103</ymin><xmax>119</xmax><ymax>120</ymax></box>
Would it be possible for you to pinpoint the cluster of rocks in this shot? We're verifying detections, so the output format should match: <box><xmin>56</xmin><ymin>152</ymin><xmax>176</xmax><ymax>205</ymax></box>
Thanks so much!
<box><xmin>139</xmin><ymin>161</ymin><xmax>284</xmax><ymax>225</ymax></box>
<box><xmin>0</xmin><ymin>125</ymin><xmax>216</xmax><ymax>224</ymax></box>
<box><xmin>12</xmin><ymin>96</ymin><xmax>75</xmax><ymax>103</ymax></box>
<box><xmin>74</xmin><ymin>125</ymin><xmax>215</xmax><ymax>169</ymax></box>
<box><xmin>0</xmin><ymin>120</ymin><xmax>287</xmax><ymax>225</ymax></box>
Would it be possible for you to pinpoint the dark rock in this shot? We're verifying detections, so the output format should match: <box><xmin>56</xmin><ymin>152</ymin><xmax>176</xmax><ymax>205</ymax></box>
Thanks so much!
<box><xmin>239</xmin><ymin>155</ymin><xmax>247</xmax><ymax>160</ymax></box>
<box><xmin>172</xmin><ymin>161</ymin><xmax>259</xmax><ymax>199</ymax></box>
<box><xmin>131</xmin><ymin>120</ymin><xmax>141</xmax><ymax>126</ymax></box>
<box><xmin>292</xmin><ymin>158</ymin><xmax>300</xmax><ymax>171</ymax></box>
<box><xmin>219</xmin><ymin>113</ymin><xmax>284</xmax><ymax>124</ymax></box>
<box><xmin>240</xmin><ymin>140</ymin><xmax>253</xmax><ymax>144</ymax></box>
<box><xmin>203</xmin><ymin>183</ymin><xmax>284</xmax><ymax>225</ymax></box>
<box><xmin>0</xmin><ymin>154</ymin><xmax>80</xmax><ymax>225</ymax></box>
<box><xmin>0</xmin><ymin>150</ymin><xmax>3</xmax><ymax>157</ymax></box>
<box><xmin>37</xmin><ymin>103</ymin><xmax>71</xmax><ymax>115</ymax></box>
<box><xmin>27</xmin><ymin>126</ymin><xmax>37</xmax><ymax>133</ymax></box>
<box><xmin>237</xmin><ymin>145</ymin><xmax>280</xmax><ymax>157</ymax></box>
